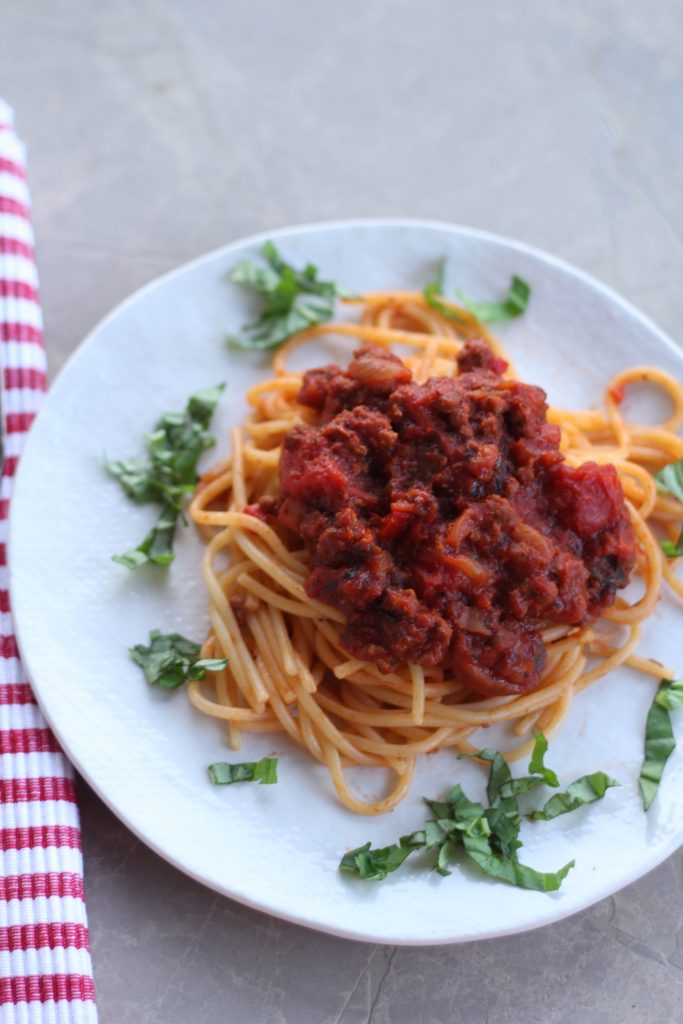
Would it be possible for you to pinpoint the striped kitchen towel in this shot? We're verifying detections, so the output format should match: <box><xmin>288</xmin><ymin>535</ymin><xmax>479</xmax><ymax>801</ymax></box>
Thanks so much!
<box><xmin>0</xmin><ymin>100</ymin><xmax>97</xmax><ymax>1023</ymax></box>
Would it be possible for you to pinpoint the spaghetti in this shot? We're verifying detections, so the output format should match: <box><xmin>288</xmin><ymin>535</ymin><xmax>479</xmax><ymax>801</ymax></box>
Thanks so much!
<box><xmin>188</xmin><ymin>291</ymin><xmax>683</xmax><ymax>814</ymax></box>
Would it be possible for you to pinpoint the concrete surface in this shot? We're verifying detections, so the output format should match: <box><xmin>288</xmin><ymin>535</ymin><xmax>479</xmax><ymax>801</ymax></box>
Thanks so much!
<box><xmin>2</xmin><ymin>0</ymin><xmax>683</xmax><ymax>1021</ymax></box>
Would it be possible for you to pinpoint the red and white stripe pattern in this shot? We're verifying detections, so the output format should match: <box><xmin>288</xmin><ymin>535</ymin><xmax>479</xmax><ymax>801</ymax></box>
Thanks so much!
<box><xmin>0</xmin><ymin>100</ymin><xmax>97</xmax><ymax>1023</ymax></box>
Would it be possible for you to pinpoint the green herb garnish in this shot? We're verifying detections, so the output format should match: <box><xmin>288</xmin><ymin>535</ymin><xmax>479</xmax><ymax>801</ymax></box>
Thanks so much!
<box><xmin>661</xmin><ymin>534</ymin><xmax>683</xmax><ymax>558</ymax></box>
<box><xmin>530</xmin><ymin>772</ymin><xmax>619</xmax><ymax>821</ymax></box>
<box><xmin>423</xmin><ymin>261</ymin><xmax>531</xmax><ymax>325</ymax></box>
<box><xmin>423</xmin><ymin>260</ymin><xmax>467</xmax><ymax>325</ymax></box>
<box><xmin>639</xmin><ymin>678</ymin><xmax>683</xmax><ymax>810</ymax></box>
<box><xmin>654</xmin><ymin>459</ymin><xmax>683</xmax><ymax>556</ymax></box>
<box><xmin>456</xmin><ymin>275</ymin><xmax>531</xmax><ymax>323</ymax></box>
<box><xmin>340</xmin><ymin>733</ymin><xmax>617</xmax><ymax>891</ymax></box>
<box><xmin>228</xmin><ymin>241</ymin><xmax>348</xmax><ymax>350</ymax></box>
<box><xmin>208</xmin><ymin>757</ymin><xmax>279</xmax><ymax>785</ymax></box>
<box><xmin>340</xmin><ymin>834</ymin><xmax>430</xmax><ymax>882</ymax></box>
<box><xmin>129</xmin><ymin>629</ymin><xmax>227</xmax><ymax>689</ymax></box>
<box><xmin>528</xmin><ymin>729</ymin><xmax>560</xmax><ymax>787</ymax></box>
<box><xmin>460</xmin><ymin>829</ymin><xmax>574</xmax><ymax>892</ymax></box>
<box><xmin>113</xmin><ymin>507</ymin><xmax>178</xmax><ymax>569</ymax></box>
<box><xmin>655</xmin><ymin>459</ymin><xmax>683</xmax><ymax>502</ymax></box>
<box><xmin>108</xmin><ymin>384</ymin><xmax>224</xmax><ymax>567</ymax></box>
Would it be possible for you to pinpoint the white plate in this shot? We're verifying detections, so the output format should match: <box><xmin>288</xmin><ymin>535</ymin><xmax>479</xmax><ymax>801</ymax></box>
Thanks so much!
<box><xmin>10</xmin><ymin>220</ymin><xmax>683</xmax><ymax>945</ymax></box>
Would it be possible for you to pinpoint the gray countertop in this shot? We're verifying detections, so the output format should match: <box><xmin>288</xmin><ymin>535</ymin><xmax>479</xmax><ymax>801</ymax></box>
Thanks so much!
<box><xmin>2</xmin><ymin>1</ymin><xmax>683</xmax><ymax>1021</ymax></box>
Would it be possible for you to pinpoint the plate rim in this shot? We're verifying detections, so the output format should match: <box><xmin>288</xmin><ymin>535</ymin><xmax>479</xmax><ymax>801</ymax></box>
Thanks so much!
<box><xmin>9</xmin><ymin>216</ymin><xmax>683</xmax><ymax>945</ymax></box>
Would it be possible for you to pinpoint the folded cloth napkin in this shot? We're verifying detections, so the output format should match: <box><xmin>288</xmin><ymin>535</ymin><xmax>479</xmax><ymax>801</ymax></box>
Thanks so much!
<box><xmin>0</xmin><ymin>100</ymin><xmax>97</xmax><ymax>1022</ymax></box>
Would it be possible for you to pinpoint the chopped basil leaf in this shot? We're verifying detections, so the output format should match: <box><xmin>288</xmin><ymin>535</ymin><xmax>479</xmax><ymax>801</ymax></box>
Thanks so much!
<box><xmin>104</xmin><ymin>456</ymin><xmax>163</xmax><ymax>504</ymax></box>
<box><xmin>528</xmin><ymin>730</ymin><xmax>560</xmax><ymax>788</ymax></box>
<box><xmin>112</xmin><ymin>506</ymin><xmax>178</xmax><ymax>568</ymax></box>
<box><xmin>208</xmin><ymin>757</ymin><xmax>278</xmax><ymax>786</ymax></box>
<box><xmin>339</xmin><ymin>834</ymin><xmax>423</xmax><ymax>881</ymax></box>
<box><xmin>189</xmin><ymin>382</ymin><xmax>225</xmax><ymax>422</ymax></box>
<box><xmin>129</xmin><ymin>629</ymin><xmax>227</xmax><ymax>689</ymax></box>
<box><xmin>424</xmin><ymin>283</ymin><xmax>467</xmax><ymax>324</ymax></box>
<box><xmin>429</xmin><ymin>783</ymin><xmax>486</xmax><ymax>827</ymax></box>
<box><xmin>108</xmin><ymin>384</ymin><xmax>224</xmax><ymax>567</ymax></box>
<box><xmin>340</xmin><ymin>734</ymin><xmax>609</xmax><ymax>890</ymax></box>
<box><xmin>655</xmin><ymin>459</ymin><xmax>683</xmax><ymax>502</ymax></box>
<box><xmin>655</xmin><ymin>678</ymin><xmax>683</xmax><ymax>711</ymax></box>
<box><xmin>469</xmin><ymin>750</ymin><xmax>525</xmax><ymax>858</ymax></box>
<box><xmin>435</xmin><ymin>838</ymin><xmax>458</xmax><ymax>876</ymax></box>
<box><xmin>486</xmin><ymin>804</ymin><xmax>521</xmax><ymax>854</ymax></box>
<box><xmin>660</xmin><ymin>532</ymin><xmax>683</xmax><ymax>558</ymax></box>
<box><xmin>461</xmin><ymin>831</ymin><xmax>574</xmax><ymax>891</ymax></box>
<box><xmin>463</xmin><ymin>742</ymin><xmax>559</xmax><ymax>856</ymax></box>
<box><xmin>423</xmin><ymin>262</ymin><xmax>530</xmax><ymax>326</ymax></box>
<box><xmin>423</xmin><ymin>260</ymin><xmax>467</xmax><ymax>324</ymax></box>
<box><xmin>639</xmin><ymin>678</ymin><xmax>683</xmax><ymax>810</ymax></box>
<box><xmin>228</xmin><ymin>241</ymin><xmax>347</xmax><ymax>350</ymax></box>
<box><xmin>456</xmin><ymin>275</ymin><xmax>531</xmax><ymax>323</ymax></box>
<box><xmin>530</xmin><ymin>772</ymin><xmax>619</xmax><ymax>821</ymax></box>
<box><xmin>477</xmin><ymin>749</ymin><xmax>513</xmax><ymax>806</ymax></box>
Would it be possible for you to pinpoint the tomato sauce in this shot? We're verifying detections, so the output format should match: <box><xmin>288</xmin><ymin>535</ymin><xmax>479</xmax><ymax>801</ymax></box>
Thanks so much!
<box><xmin>269</xmin><ymin>342</ymin><xmax>636</xmax><ymax>697</ymax></box>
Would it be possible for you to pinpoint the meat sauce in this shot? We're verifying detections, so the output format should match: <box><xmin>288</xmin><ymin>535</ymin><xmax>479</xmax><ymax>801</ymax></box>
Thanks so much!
<box><xmin>262</xmin><ymin>342</ymin><xmax>636</xmax><ymax>697</ymax></box>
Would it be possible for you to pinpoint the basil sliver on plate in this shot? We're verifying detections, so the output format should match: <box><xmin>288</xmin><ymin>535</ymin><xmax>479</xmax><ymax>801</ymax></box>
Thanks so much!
<box><xmin>227</xmin><ymin>241</ymin><xmax>350</xmax><ymax>350</ymax></box>
<box><xmin>107</xmin><ymin>384</ymin><xmax>225</xmax><ymax>567</ymax></box>
<box><xmin>208</xmin><ymin>758</ymin><xmax>278</xmax><ymax>786</ymax></box>
<box><xmin>129</xmin><ymin>630</ymin><xmax>227</xmax><ymax>689</ymax></box>
<box><xmin>423</xmin><ymin>260</ymin><xmax>531</xmax><ymax>326</ymax></box>
<box><xmin>639</xmin><ymin>678</ymin><xmax>683</xmax><ymax>810</ymax></box>
<box><xmin>655</xmin><ymin>458</ymin><xmax>683</xmax><ymax>557</ymax></box>
<box><xmin>340</xmin><ymin>733</ymin><xmax>618</xmax><ymax>891</ymax></box>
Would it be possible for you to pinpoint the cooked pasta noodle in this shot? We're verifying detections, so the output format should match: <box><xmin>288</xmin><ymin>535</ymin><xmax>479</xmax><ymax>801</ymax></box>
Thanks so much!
<box><xmin>188</xmin><ymin>292</ymin><xmax>683</xmax><ymax>814</ymax></box>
